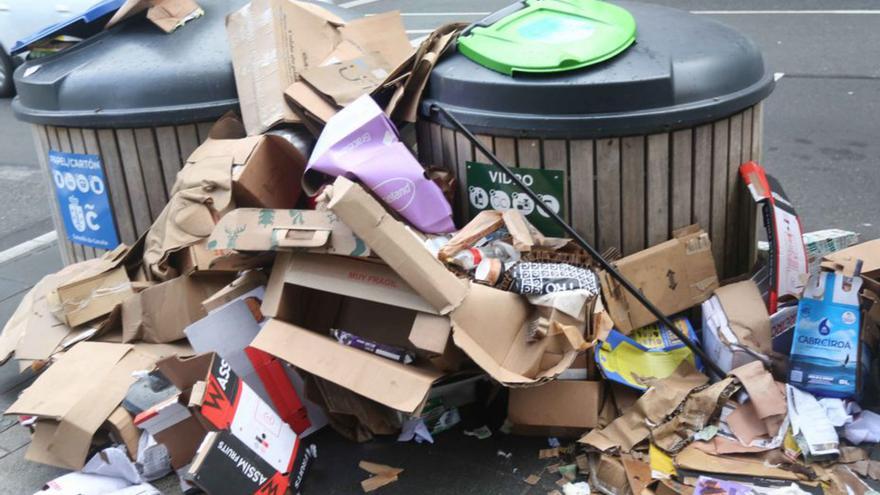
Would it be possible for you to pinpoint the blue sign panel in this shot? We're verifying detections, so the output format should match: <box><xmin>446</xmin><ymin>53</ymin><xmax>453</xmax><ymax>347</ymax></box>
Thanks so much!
<box><xmin>48</xmin><ymin>150</ymin><xmax>119</xmax><ymax>250</ymax></box>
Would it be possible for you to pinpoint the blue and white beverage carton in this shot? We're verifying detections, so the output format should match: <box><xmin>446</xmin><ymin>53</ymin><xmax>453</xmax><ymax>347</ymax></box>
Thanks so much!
<box><xmin>789</xmin><ymin>271</ymin><xmax>864</xmax><ymax>398</ymax></box>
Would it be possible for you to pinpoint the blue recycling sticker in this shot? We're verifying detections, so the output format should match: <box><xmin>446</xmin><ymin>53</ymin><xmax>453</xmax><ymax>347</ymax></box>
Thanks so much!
<box><xmin>48</xmin><ymin>150</ymin><xmax>119</xmax><ymax>250</ymax></box>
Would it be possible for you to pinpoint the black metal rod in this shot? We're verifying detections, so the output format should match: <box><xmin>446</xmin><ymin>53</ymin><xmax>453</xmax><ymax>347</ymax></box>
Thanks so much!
<box><xmin>430</xmin><ymin>103</ymin><xmax>725</xmax><ymax>379</ymax></box>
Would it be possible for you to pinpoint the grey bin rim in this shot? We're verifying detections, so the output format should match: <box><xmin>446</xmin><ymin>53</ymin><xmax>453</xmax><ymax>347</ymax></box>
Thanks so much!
<box><xmin>422</xmin><ymin>72</ymin><xmax>774</xmax><ymax>140</ymax></box>
<box><xmin>12</xmin><ymin>95</ymin><xmax>240</xmax><ymax>128</ymax></box>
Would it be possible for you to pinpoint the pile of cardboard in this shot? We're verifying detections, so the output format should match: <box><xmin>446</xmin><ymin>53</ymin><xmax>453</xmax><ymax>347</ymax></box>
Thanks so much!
<box><xmin>2</xmin><ymin>2</ymin><xmax>880</xmax><ymax>495</ymax></box>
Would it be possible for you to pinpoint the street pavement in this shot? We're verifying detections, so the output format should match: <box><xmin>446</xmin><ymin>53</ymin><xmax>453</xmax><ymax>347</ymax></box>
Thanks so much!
<box><xmin>0</xmin><ymin>0</ymin><xmax>877</xmax><ymax>493</ymax></box>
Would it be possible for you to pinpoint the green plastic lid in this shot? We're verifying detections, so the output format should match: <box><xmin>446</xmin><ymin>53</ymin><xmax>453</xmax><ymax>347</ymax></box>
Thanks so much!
<box><xmin>458</xmin><ymin>0</ymin><xmax>636</xmax><ymax>75</ymax></box>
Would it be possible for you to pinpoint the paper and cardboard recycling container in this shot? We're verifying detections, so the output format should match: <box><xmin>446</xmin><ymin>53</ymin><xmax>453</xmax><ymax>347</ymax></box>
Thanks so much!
<box><xmin>11</xmin><ymin>0</ymin><xmax>348</xmax><ymax>265</ymax></box>
<box><xmin>418</xmin><ymin>0</ymin><xmax>775</xmax><ymax>278</ymax></box>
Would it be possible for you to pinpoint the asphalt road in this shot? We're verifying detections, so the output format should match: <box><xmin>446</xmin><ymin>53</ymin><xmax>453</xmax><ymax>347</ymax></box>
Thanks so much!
<box><xmin>0</xmin><ymin>0</ymin><xmax>877</xmax><ymax>253</ymax></box>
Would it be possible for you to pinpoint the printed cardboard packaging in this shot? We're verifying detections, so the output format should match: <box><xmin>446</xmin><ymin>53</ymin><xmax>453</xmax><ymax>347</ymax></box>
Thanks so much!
<box><xmin>136</xmin><ymin>353</ymin><xmax>300</xmax><ymax>474</ymax></box>
<box><xmin>600</xmin><ymin>225</ymin><xmax>719</xmax><ymax>333</ymax></box>
<box><xmin>206</xmin><ymin>207</ymin><xmax>369</xmax><ymax>257</ymax></box>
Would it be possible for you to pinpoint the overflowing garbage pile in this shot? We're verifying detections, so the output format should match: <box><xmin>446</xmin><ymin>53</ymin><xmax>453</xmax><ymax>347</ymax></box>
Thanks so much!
<box><xmin>2</xmin><ymin>1</ymin><xmax>880</xmax><ymax>495</ymax></box>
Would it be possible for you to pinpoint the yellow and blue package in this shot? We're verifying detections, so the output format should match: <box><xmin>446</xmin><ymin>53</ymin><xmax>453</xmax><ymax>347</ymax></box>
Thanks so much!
<box><xmin>595</xmin><ymin>317</ymin><xmax>703</xmax><ymax>391</ymax></box>
<box><xmin>789</xmin><ymin>271</ymin><xmax>867</xmax><ymax>398</ymax></box>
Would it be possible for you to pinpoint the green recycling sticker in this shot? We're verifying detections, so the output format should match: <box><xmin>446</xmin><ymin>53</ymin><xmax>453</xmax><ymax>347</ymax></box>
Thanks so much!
<box><xmin>465</xmin><ymin>161</ymin><xmax>566</xmax><ymax>236</ymax></box>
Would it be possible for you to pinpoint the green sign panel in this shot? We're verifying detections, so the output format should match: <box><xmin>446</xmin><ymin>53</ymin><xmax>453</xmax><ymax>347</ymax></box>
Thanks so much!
<box><xmin>465</xmin><ymin>161</ymin><xmax>566</xmax><ymax>236</ymax></box>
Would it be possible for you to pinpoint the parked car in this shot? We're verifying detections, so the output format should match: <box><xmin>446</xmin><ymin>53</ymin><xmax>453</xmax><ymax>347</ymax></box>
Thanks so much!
<box><xmin>0</xmin><ymin>0</ymin><xmax>102</xmax><ymax>97</ymax></box>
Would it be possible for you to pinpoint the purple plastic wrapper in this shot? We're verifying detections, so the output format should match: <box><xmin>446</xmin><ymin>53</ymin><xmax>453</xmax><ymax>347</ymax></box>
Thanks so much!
<box><xmin>306</xmin><ymin>95</ymin><xmax>455</xmax><ymax>233</ymax></box>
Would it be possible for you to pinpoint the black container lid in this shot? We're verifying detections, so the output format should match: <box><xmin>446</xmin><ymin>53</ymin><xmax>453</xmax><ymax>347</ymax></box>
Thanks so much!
<box><xmin>421</xmin><ymin>0</ymin><xmax>774</xmax><ymax>139</ymax></box>
<box><xmin>12</xmin><ymin>0</ymin><xmax>352</xmax><ymax>128</ymax></box>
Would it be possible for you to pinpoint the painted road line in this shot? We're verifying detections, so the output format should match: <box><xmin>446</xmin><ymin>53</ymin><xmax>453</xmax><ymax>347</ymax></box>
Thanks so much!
<box><xmin>338</xmin><ymin>0</ymin><xmax>382</xmax><ymax>8</ymax></box>
<box><xmin>774</xmin><ymin>72</ymin><xmax>785</xmax><ymax>82</ymax></box>
<box><xmin>0</xmin><ymin>231</ymin><xmax>57</xmax><ymax>265</ymax></box>
<box><xmin>691</xmin><ymin>10</ymin><xmax>880</xmax><ymax>14</ymax></box>
<box><xmin>399</xmin><ymin>12</ymin><xmax>490</xmax><ymax>16</ymax></box>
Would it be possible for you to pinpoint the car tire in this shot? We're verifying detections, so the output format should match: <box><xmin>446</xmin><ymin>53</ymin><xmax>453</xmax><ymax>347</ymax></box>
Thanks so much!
<box><xmin>0</xmin><ymin>50</ymin><xmax>15</xmax><ymax>98</ymax></box>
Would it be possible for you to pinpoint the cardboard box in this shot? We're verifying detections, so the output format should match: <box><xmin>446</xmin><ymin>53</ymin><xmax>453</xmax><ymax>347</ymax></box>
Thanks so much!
<box><xmin>508</xmin><ymin>379</ymin><xmax>604</xmax><ymax>433</ymax></box>
<box><xmin>189</xmin><ymin>430</ymin><xmax>291</xmax><ymax>495</ymax></box>
<box><xmin>5</xmin><ymin>342</ymin><xmax>159</xmax><ymax>469</ymax></box>
<box><xmin>206</xmin><ymin>207</ymin><xmax>369</xmax><ymax>257</ymax></box>
<box><xmin>600</xmin><ymin>225</ymin><xmax>719</xmax><ymax>333</ymax></box>
<box><xmin>184</xmin><ymin>132</ymin><xmax>306</xmax><ymax>209</ymax></box>
<box><xmin>701</xmin><ymin>280</ymin><xmax>772</xmax><ymax>378</ymax></box>
<box><xmin>253</xmin><ymin>252</ymin><xmax>454</xmax><ymax>413</ymax></box>
<box><xmin>136</xmin><ymin>353</ymin><xmax>300</xmax><ymax>474</ymax></box>
<box><xmin>326</xmin><ymin>177</ymin><xmax>585</xmax><ymax>385</ymax></box>
<box><xmin>226</xmin><ymin>0</ymin><xmax>412</xmax><ymax>135</ymax></box>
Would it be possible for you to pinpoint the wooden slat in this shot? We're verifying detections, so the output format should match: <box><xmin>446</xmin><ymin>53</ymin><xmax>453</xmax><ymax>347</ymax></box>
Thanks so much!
<box><xmin>621</xmin><ymin>136</ymin><xmax>645</xmax><ymax>254</ymax></box>
<box><xmin>737</xmin><ymin>107</ymin><xmax>755</xmax><ymax>274</ymax></box>
<box><xmin>748</xmin><ymin>104</ymin><xmax>764</xmax><ymax>269</ymax></box>
<box><xmin>116</xmin><ymin>128</ymin><xmax>153</xmax><ymax>236</ymax></box>
<box><xmin>542</xmin><ymin>139</ymin><xmax>569</xmax><ymax>221</ymax></box>
<box><xmin>96</xmin><ymin>129</ymin><xmax>138</xmax><ymax>245</ymax></box>
<box><xmin>440</xmin><ymin>127</ymin><xmax>456</xmax><ymax>170</ymax></box>
<box><xmin>176</xmin><ymin>124</ymin><xmax>200</xmax><ymax>164</ymax></box>
<box><xmin>725</xmin><ymin>113</ymin><xmax>744</xmax><ymax>276</ymax></box>
<box><xmin>595</xmin><ymin>138</ymin><xmax>621</xmax><ymax>253</ymax></box>
<box><xmin>156</xmin><ymin>126</ymin><xmax>183</xmax><ymax>195</ymax></box>
<box><xmin>134</xmin><ymin>128</ymin><xmax>168</xmax><ymax>220</ymax></box>
<box><xmin>646</xmin><ymin>133</ymin><xmax>670</xmax><ymax>247</ymax></box>
<box><xmin>516</xmin><ymin>139</ymin><xmax>540</xmax><ymax>169</ymax></box>
<box><xmin>494</xmin><ymin>137</ymin><xmax>516</xmax><ymax>166</ymax></box>
<box><xmin>569</xmin><ymin>140</ymin><xmax>595</xmax><ymax>245</ymax></box>
<box><xmin>692</xmin><ymin>124</ymin><xmax>713</xmax><ymax>234</ymax></box>
<box><xmin>751</xmin><ymin>102</ymin><xmax>764</xmax><ymax>163</ymax></box>
<box><xmin>453</xmin><ymin>132</ymin><xmax>474</xmax><ymax>223</ymax></box>
<box><xmin>33</xmin><ymin>126</ymin><xmax>74</xmax><ymax>265</ymax></box>
<box><xmin>710</xmin><ymin>119</ymin><xmax>729</xmax><ymax>275</ymax></box>
<box><xmin>671</xmin><ymin>129</ymin><xmax>693</xmax><ymax>231</ymax></box>
<box><xmin>196</xmin><ymin>121</ymin><xmax>214</xmax><ymax>142</ymax></box>
<box><xmin>54</xmin><ymin>127</ymin><xmax>87</xmax><ymax>261</ymax></box>
<box><xmin>473</xmin><ymin>134</ymin><xmax>494</xmax><ymax>164</ymax></box>
<box><xmin>428</xmin><ymin>122</ymin><xmax>443</xmax><ymax>167</ymax></box>
<box><xmin>416</xmin><ymin>120</ymin><xmax>432</xmax><ymax>164</ymax></box>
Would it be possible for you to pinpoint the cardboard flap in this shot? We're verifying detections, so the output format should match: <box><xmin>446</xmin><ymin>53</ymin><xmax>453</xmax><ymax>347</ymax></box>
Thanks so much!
<box><xmin>251</xmin><ymin>319</ymin><xmax>441</xmax><ymax>414</ymax></box>
<box><xmin>508</xmin><ymin>380</ymin><xmax>604</xmax><ymax>429</ymax></box>
<box><xmin>450</xmin><ymin>283</ymin><xmax>566</xmax><ymax>385</ymax></box>
<box><xmin>328</xmin><ymin>177</ymin><xmax>467</xmax><ymax>314</ymax></box>
<box><xmin>272</xmin><ymin>253</ymin><xmax>438</xmax><ymax>315</ymax></box>
<box><xmin>186</xmin><ymin>135</ymin><xmax>261</xmax><ymax>166</ymax></box>
<box><xmin>716</xmin><ymin>281</ymin><xmax>772</xmax><ymax>354</ymax></box>
<box><xmin>155</xmin><ymin>353</ymin><xmax>214</xmax><ymax>391</ymax></box>
<box><xmin>824</xmin><ymin>239</ymin><xmax>880</xmax><ymax>280</ymax></box>
<box><xmin>674</xmin><ymin>446</ymin><xmax>800</xmax><ymax>480</ymax></box>
<box><xmin>6</xmin><ymin>342</ymin><xmax>133</xmax><ymax>418</ymax></box>
<box><xmin>49</xmin><ymin>348</ymin><xmax>158</xmax><ymax>468</ymax></box>
<box><xmin>275</xmin><ymin>227</ymin><xmax>331</xmax><ymax>248</ymax></box>
<box><xmin>601</xmin><ymin>226</ymin><xmax>718</xmax><ymax>333</ymax></box>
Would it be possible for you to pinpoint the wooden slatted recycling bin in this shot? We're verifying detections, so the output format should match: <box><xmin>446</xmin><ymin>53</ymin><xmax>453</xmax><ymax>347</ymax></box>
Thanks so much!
<box><xmin>11</xmin><ymin>0</ymin><xmax>351</xmax><ymax>265</ymax></box>
<box><xmin>11</xmin><ymin>0</ymin><xmax>251</xmax><ymax>264</ymax></box>
<box><xmin>418</xmin><ymin>0</ymin><xmax>775</xmax><ymax>278</ymax></box>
